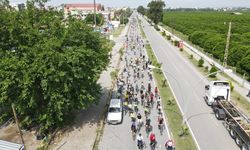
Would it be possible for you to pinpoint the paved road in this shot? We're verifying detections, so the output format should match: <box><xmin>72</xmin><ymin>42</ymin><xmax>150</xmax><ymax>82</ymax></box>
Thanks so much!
<box><xmin>139</xmin><ymin>13</ymin><xmax>239</xmax><ymax>150</ymax></box>
<box><xmin>99</xmin><ymin>13</ymin><xmax>170</xmax><ymax>150</ymax></box>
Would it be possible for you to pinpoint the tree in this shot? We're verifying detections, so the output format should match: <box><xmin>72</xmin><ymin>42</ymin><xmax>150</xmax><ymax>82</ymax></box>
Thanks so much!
<box><xmin>147</xmin><ymin>1</ymin><xmax>165</xmax><ymax>24</ymax></box>
<box><xmin>0</xmin><ymin>0</ymin><xmax>111</xmax><ymax>133</ymax></box>
<box><xmin>137</xmin><ymin>5</ymin><xmax>146</xmax><ymax>15</ymax></box>
<box><xmin>84</xmin><ymin>13</ymin><xmax>104</xmax><ymax>26</ymax></box>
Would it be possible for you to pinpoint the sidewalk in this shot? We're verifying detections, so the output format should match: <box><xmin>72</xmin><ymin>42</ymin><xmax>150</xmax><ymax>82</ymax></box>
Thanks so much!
<box><xmin>48</xmin><ymin>25</ymin><xmax>129</xmax><ymax>150</ymax></box>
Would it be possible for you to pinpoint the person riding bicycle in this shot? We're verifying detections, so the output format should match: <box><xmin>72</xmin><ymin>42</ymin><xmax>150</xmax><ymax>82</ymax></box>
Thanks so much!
<box><xmin>131</xmin><ymin>121</ymin><xmax>137</xmax><ymax>133</ymax></box>
<box><xmin>165</xmin><ymin>139</ymin><xmax>175</xmax><ymax>150</ymax></box>
<box><xmin>134</xmin><ymin>103</ymin><xmax>138</xmax><ymax>113</ymax></box>
<box><xmin>137</xmin><ymin>112</ymin><xmax>142</xmax><ymax>124</ymax></box>
<box><xmin>137</xmin><ymin>133</ymin><xmax>144</xmax><ymax>147</ymax></box>
<box><xmin>158</xmin><ymin>114</ymin><xmax>164</xmax><ymax>129</ymax></box>
<box><xmin>145</xmin><ymin>116</ymin><xmax>151</xmax><ymax>127</ymax></box>
<box><xmin>149</xmin><ymin>133</ymin><xmax>156</xmax><ymax>146</ymax></box>
<box><xmin>154</xmin><ymin>86</ymin><xmax>158</xmax><ymax>98</ymax></box>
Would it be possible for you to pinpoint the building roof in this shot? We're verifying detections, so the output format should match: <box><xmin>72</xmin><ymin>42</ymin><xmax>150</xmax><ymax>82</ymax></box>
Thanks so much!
<box><xmin>64</xmin><ymin>3</ymin><xmax>101</xmax><ymax>8</ymax></box>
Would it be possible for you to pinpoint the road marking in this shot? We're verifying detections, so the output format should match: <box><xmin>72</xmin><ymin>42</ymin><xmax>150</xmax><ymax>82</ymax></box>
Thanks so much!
<box><xmin>139</xmin><ymin>15</ymin><xmax>201</xmax><ymax>150</ymax></box>
<box><xmin>137</xmin><ymin>17</ymin><xmax>171</xmax><ymax>139</ymax></box>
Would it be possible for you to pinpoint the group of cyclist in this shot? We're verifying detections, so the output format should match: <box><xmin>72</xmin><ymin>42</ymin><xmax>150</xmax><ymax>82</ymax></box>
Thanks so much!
<box><xmin>116</xmin><ymin>17</ymin><xmax>175</xmax><ymax>149</ymax></box>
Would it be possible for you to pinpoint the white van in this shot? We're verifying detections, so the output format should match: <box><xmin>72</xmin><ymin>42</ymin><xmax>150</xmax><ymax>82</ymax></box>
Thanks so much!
<box><xmin>107</xmin><ymin>99</ymin><xmax>123</xmax><ymax>124</ymax></box>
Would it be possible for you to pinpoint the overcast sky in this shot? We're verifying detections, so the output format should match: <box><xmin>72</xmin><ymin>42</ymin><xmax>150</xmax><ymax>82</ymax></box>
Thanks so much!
<box><xmin>9</xmin><ymin>0</ymin><xmax>250</xmax><ymax>8</ymax></box>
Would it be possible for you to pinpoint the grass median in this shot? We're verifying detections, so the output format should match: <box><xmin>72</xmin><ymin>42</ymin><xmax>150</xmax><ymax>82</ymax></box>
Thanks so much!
<box><xmin>137</xmin><ymin>17</ymin><xmax>146</xmax><ymax>38</ymax></box>
<box><xmin>145</xmin><ymin>43</ymin><xmax>197</xmax><ymax>150</ymax></box>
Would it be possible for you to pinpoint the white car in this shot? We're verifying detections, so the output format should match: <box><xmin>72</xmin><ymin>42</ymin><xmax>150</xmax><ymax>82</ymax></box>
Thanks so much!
<box><xmin>107</xmin><ymin>99</ymin><xmax>123</xmax><ymax>124</ymax></box>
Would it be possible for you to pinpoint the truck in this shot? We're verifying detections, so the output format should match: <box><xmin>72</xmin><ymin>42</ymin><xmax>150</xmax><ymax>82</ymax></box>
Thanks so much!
<box><xmin>205</xmin><ymin>81</ymin><xmax>250</xmax><ymax>150</ymax></box>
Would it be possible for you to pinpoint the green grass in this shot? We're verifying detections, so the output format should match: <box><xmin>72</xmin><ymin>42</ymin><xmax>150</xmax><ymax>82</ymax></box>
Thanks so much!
<box><xmin>137</xmin><ymin>17</ymin><xmax>146</xmax><ymax>38</ymax></box>
<box><xmin>112</xmin><ymin>25</ymin><xmax>125</xmax><ymax>37</ymax></box>
<box><xmin>231</xmin><ymin>91</ymin><xmax>250</xmax><ymax>117</ymax></box>
<box><xmin>145</xmin><ymin>42</ymin><xmax>197</xmax><ymax>150</ymax></box>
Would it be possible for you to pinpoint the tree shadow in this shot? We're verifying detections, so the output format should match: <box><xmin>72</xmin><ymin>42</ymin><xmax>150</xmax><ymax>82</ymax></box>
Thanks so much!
<box><xmin>60</xmin><ymin>87</ymin><xmax>112</xmax><ymax>133</ymax></box>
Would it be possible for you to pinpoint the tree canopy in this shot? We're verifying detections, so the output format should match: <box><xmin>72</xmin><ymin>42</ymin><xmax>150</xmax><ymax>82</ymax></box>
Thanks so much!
<box><xmin>137</xmin><ymin>6</ymin><xmax>146</xmax><ymax>15</ymax></box>
<box><xmin>163</xmin><ymin>11</ymin><xmax>250</xmax><ymax>80</ymax></box>
<box><xmin>84</xmin><ymin>13</ymin><xmax>104</xmax><ymax>26</ymax></box>
<box><xmin>147</xmin><ymin>1</ymin><xmax>165</xmax><ymax>24</ymax></box>
<box><xmin>0</xmin><ymin>0</ymin><xmax>111</xmax><ymax>133</ymax></box>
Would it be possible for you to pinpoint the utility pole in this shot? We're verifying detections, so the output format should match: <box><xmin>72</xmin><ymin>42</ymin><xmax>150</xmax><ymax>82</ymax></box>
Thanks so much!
<box><xmin>93</xmin><ymin>0</ymin><xmax>97</xmax><ymax>28</ymax></box>
<box><xmin>223</xmin><ymin>22</ymin><xmax>231</xmax><ymax>68</ymax></box>
<box><xmin>12</xmin><ymin>103</ymin><xmax>26</xmax><ymax>149</ymax></box>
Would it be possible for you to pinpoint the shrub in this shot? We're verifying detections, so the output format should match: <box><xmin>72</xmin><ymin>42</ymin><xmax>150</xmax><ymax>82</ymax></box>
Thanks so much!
<box><xmin>198</xmin><ymin>58</ymin><xmax>204</xmax><ymax>67</ymax></box>
<box><xmin>167</xmin><ymin>35</ymin><xmax>171</xmax><ymax>40</ymax></box>
<box><xmin>174</xmin><ymin>40</ymin><xmax>179</xmax><ymax>46</ymax></box>
<box><xmin>228</xmin><ymin>80</ymin><xmax>234</xmax><ymax>91</ymax></box>
<box><xmin>189</xmin><ymin>54</ymin><xmax>193</xmax><ymax>59</ymax></box>
<box><xmin>204</xmin><ymin>66</ymin><xmax>209</xmax><ymax>72</ymax></box>
<box><xmin>162</xmin><ymin>31</ymin><xmax>166</xmax><ymax>36</ymax></box>
<box><xmin>209</xmin><ymin>65</ymin><xmax>218</xmax><ymax>78</ymax></box>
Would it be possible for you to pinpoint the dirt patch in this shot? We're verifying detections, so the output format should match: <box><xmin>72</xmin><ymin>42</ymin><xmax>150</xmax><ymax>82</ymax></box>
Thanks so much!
<box><xmin>0</xmin><ymin>123</ymin><xmax>42</xmax><ymax>150</ymax></box>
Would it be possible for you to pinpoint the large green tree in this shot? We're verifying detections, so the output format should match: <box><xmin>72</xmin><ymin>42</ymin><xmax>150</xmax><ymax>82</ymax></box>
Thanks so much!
<box><xmin>84</xmin><ymin>13</ymin><xmax>104</xmax><ymax>26</ymax></box>
<box><xmin>0</xmin><ymin>0</ymin><xmax>111</xmax><ymax>133</ymax></box>
<box><xmin>147</xmin><ymin>1</ymin><xmax>165</xmax><ymax>24</ymax></box>
<box><xmin>137</xmin><ymin>5</ymin><xmax>146</xmax><ymax>15</ymax></box>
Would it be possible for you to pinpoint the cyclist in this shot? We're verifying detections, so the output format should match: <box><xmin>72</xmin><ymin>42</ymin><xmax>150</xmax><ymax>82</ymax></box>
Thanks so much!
<box><xmin>165</xmin><ymin>139</ymin><xmax>175</xmax><ymax>150</ymax></box>
<box><xmin>158</xmin><ymin>114</ymin><xmax>164</xmax><ymax>129</ymax></box>
<box><xmin>131</xmin><ymin>121</ymin><xmax>137</xmax><ymax>133</ymax></box>
<box><xmin>144</xmin><ymin>105</ymin><xmax>150</xmax><ymax>116</ymax></box>
<box><xmin>134</xmin><ymin>103</ymin><xmax>138</xmax><ymax>113</ymax></box>
<box><xmin>149</xmin><ymin>133</ymin><xmax>156</xmax><ymax>147</ymax></box>
<box><xmin>137</xmin><ymin>112</ymin><xmax>142</xmax><ymax>124</ymax></box>
<box><xmin>154</xmin><ymin>86</ymin><xmax>158</xmax><ymax>98</ymax></box>
<box><xmin>137</xmin><ymin>133</ymin><xmax>144</xmax><ymax>148</ymax></box>
<box><xmin>145</xmin><ymin>116</ymin><xmax>151</xmax><ymax>133</ymax></box>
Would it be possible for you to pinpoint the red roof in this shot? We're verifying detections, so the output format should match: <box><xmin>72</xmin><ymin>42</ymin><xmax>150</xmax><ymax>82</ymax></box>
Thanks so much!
<box><xmin>64</xmin><ymin>3</ymin><xmax>101</xmax><ymax>8</ymax></box>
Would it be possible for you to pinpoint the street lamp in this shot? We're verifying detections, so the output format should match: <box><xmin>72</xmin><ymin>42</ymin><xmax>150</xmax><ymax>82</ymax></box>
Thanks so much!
<box><xmin>148</xmin><ymin>65</ymin><xmax>186</xmax><ymax>122</ymax></box>
<box><xmin>148</xmin><ymin>64</ymin><xmax>232</xmax><ymax>124</ymax></box>
<box><xmin>182</xmin><ymin>68</ymin><xmax>232</xmax><ymax>123</ymax></box>
<box><xmin>93</xmin><ymin>0</ymin><xmax>97</xmax><ymax>28</ymax></box>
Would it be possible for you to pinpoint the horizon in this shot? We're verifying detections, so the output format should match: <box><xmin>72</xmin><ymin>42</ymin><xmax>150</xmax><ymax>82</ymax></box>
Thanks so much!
<box><xmin>9</xmin><ymin>0</ymin><xmax>250</xmax><ymax>9</ymax></box>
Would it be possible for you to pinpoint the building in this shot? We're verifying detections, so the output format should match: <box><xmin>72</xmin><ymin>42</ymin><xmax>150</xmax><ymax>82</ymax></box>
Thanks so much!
<box><xmin>64</xmin><ymin>3</ymin><xmax>102</xmax><ymax>16</ymax></box>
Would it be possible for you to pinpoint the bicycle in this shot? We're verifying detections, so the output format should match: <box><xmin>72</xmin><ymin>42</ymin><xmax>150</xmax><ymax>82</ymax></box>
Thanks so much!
<box><xmin>158</xmin><ymin>123</ymin><xmax>164</xmax><ymax>135</ymax></box>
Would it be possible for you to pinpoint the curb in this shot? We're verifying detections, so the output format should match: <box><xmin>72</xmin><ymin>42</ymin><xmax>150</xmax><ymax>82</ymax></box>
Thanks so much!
<box><xmin>92</xmin><ymin>24</ymin><xmax>130</xmax><ymax>150</ymax></box>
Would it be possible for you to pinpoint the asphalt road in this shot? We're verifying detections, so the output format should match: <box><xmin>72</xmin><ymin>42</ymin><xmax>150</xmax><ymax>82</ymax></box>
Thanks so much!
<box><xmin>99</xmin><ymin>14</ymin><xmax>170</xmax><ymax>150</ymax></box>
<box><xmin>138</xmin><ymin>13</ymin><xmax>239</xmax><ymax>150</ymax></box>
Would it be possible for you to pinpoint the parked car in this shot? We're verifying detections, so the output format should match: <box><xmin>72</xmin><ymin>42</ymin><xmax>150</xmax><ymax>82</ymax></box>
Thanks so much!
<box><xmin>107</xmin><ymin>99</ymin><xmax>123</xmax><ymax>124</ymax></box>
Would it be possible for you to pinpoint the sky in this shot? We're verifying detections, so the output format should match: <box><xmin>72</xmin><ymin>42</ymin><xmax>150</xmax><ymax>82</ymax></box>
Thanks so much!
<box><xmin>9</xmin><ymin>0</ymin><xmax>250</xmax><ymax>8</ymax></box>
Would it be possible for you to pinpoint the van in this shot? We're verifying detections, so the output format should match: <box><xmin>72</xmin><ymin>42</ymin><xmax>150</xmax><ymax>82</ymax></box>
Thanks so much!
<box><xmin>107</xmin><ymin>99</ymin><xmax>123</xmax><ymax>124</ymax></box>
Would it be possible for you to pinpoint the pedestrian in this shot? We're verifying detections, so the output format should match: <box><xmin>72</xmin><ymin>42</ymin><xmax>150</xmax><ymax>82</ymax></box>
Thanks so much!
<box><xmin>247</xmin><ymin>90</ymin><xmax>250</xmax><ymax>97</ymax></box>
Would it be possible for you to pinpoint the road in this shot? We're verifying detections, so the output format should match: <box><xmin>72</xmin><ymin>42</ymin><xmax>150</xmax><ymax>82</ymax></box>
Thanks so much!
<box><xmin>139</xmin><ymin>13</ymin><xmax>239</xmax><ymax>150</ymax></box>
<box><xmin>99</xmin><ymin>13</ymin><xmax>170</xmax><ymax>150</ymax></box>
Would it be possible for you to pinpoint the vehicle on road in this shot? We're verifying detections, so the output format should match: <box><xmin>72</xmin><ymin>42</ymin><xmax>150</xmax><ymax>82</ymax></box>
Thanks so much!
<box><xmin>0</xmin><ymin>140</ymin><xmax>24</xmax><ymax>150</ymax></box>
<box><xmin>205</xmin><ymin>81</ymin><xmax>250</xmax><ymax>150</ymax></box>
<box><xmin>204</xmin><ymin>81</ymin><xmax>230</xmax><ymax>105</ymax></box>
<box><xmin>107</xmin><ymin>99</ymin><xmax>123</xmax><ymax>124</ymax></box>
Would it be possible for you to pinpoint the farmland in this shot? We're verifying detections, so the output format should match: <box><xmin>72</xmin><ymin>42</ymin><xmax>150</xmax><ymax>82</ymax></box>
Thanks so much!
<box><xmin>162</xmin><ymin>11</ymin><xmax>250</xmax><ymax>80</ymax></box>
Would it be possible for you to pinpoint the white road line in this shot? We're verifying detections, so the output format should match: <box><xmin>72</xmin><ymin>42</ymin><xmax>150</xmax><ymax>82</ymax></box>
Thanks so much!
<box><xmin>140</xmin><ymin>15</ymin><xmax>201</xmax><ymax>150</ymax></box>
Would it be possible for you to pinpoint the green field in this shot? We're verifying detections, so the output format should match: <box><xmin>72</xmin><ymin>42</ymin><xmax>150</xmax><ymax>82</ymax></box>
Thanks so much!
<box><xmin>163</xmin><ymin>11</ymin><xmax>250</xmax><ymax>80</ymax></box>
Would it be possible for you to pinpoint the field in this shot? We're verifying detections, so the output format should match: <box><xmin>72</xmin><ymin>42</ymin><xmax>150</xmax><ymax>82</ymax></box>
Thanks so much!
<box><xmin>162</xmin><ymin>11</ymin><xmax>250</xmax><ymax>80</ymax></box>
